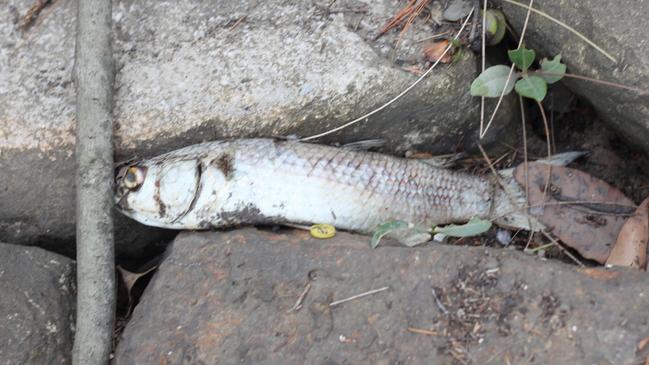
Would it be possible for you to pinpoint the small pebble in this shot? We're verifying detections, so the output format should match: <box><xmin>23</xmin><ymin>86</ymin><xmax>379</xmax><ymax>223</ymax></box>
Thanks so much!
<box><xmin>433</xmin><ymin>233</ymin><xmax>446</xmax><ymax>242</ymax></box>
<box><xmin>496</xmin><ymin>229</ymin><xmax>512</xmax><ymax>246</ymax></box>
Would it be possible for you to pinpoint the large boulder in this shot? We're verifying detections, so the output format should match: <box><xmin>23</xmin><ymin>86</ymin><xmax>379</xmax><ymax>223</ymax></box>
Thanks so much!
<box><xmin>494</xmin><ymin>0</ymin><xmax>649</xmax><ymax>153</ymax></box>
<box><xmin>0</xmin><ymin>242</ymin><xmax>75</xmax><ymax>365</ymax></box>
<box><xmin>116</xmin><ymin>229</ymin><xmax>649</xmax><ymax>364</ymax></box>
<box><xmin>1</xmin><ymin>0</ymin><xmax>517</xmax><ymax>253</ymax></box>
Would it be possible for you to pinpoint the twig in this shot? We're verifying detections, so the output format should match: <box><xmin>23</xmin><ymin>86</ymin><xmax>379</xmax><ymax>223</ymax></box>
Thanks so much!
<box><xmin>72</xmin><ymin>0</ymin><xmax>115</xmax><ymax>364</ymax></box>
<box><xmin>329</xmin><ymin>286</ymin><xmax>390</xmax><ymax>307</ymax></box>
<box><xmin>532</xmin><ymin>71</ymin><xmax>649</xmax><ymax>95</ymax></box>
<box><xmin>479</xmin><ymin>0</ymin><xmax>487</xmax><ymax>135</ymax></box>
<box><xmin>480</xmin><ymin>0</ymin><xmax>534</xmax><ymax>139</ymax></box>
<box><xmin>415</xmin><ymin>30</ymin><xmax>450</xmax><ymax>42</ymax></box>
<box><xmin>536</xmin><ymin>100</ymin><xmax>553</xmax><ymax>197</ymax></box>
<box><xmin>500</xmin><ymin>0</ymin><xmax>616</xmax><ymax>62</ymax></box>
<box><xmin>432</xmin><ymin>287</ymin><xmax>448</xmax><ymax>314</ymax></box>
<box><xmin>228</xmin><ymin>15</ymin><xmax>246</xmax><ymax>31</ymax></box>
<box><xmin>300</xmin><ymin>7</ymin><xmax>475</xmax><ymax>141</ymax></box>
<box><xmin>18</xmin><ymin>0</ymin><xmax>52</xmax><ymax>30</ymax></box>
<box><xmin>408</xmin><ymin>327</ymin><xmax>439</xmax><ymax>336</ymax></box>
<box><xmin>290</xmin><ymin>282</ymin><xmax>312</xmax><ymax>311</ymax></box>
<box><xmin>540</xmin><ymin>230</ymin><xmax>585</xmax><ymax>267</ymax></box>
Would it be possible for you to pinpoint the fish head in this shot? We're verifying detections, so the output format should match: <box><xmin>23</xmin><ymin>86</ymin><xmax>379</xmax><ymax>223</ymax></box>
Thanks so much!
<box><xmin>114</xmin><ymin>158</ymin><xmax>203</xmax><ymax>229</ymax></box>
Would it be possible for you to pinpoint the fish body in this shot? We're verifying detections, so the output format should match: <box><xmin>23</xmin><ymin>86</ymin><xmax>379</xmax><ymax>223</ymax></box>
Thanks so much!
<box><xmin>115</xmin><ymin>138</ymin><xmax>528</xmax><ymax>232</ymax></box>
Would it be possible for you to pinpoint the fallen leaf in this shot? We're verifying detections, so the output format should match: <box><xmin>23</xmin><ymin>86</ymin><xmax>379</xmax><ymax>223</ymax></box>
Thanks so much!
<box><xmin>514</xmin><ymin>163</ymin><xmax>635</xmax><ymax>263</ymax></box>
<box><xmin>117</xmin><ymin>264</ymin><xmax>158</xmax><ymax>316</ymax></box>
<box><xmin>423</xmin><ymin>40</ymin><xmax>453</xmax><ymax>63</ymax></box>
<box><xmin>434</xmin><ymin>216</ymin><xmax>492</xmax><ymax>237</ymax></box>
<box><xmin>606</xmin><ymin>197</ymin><xmax>649</xmax><ymax>270</ymax></box>
<box><xmin>638</xmin><ymin>335</ymin><xmax>649</xmax><ymax>351</ymax></box>
<box><xmin>578</xmin><ymin>267</ymin><xmax>619</xmax><ymax>281</ymax></box>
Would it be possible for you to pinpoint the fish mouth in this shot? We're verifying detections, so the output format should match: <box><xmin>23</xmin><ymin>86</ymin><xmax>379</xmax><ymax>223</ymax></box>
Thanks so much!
<box><xmin>114</xmin><ymin>187</ymin><xmax>132</xmax><ymax>212</ymax></box>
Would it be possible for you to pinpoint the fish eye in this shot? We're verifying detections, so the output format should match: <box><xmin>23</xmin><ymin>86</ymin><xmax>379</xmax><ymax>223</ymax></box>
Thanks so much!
<box><xmin>123</xmin><ymin>166</ymin><xmax>146</xmax><ymax>190</ymax></box>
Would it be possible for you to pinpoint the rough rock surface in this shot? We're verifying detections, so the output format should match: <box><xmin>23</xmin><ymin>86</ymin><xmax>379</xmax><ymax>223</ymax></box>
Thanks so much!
<box><xmin>116</xmin><ymin>229</ymin><xmax>649</xmax><ymax>364</ymax></box>
<box><xmin>494</xmin><ymin>0</ymin><xmax>649</xmax><ymax>153</ymax></box>
<box><xmin>0</xmin><ymin>242</ymin><xmax>75</xmax><ymax>365</ymax></box>
<box><xmin>0</xmin><ymin>0</ymin><xmax>517</xmax><ymax>252</ymax></box>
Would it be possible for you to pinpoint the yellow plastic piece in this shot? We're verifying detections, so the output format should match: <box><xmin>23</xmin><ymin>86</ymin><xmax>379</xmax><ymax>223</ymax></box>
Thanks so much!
<box><xmin>310</xmin><ymin>224</ymin><xmax>336</xmax><ymax>239</ymax></box>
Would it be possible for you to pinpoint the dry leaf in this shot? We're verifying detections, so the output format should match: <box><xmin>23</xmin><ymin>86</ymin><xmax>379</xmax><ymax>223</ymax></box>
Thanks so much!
<box><xmin>605</xmin><ymin>197</ymin><xmax>649</xmax><ymax>270</ymax></box>
<box><xmin>423</xmin><ymin>40</ymin><xmax>453</xmax><ymax>63</ymax></box>
<box><xmin>514</xmin><ymin>163</ymin><xmax>635</xmax><ymax>263</ymax></box>
<box><xmin>578</xmin><ymin>267</ymin><xmax>620</xmax><ymax>281</ymax></box>
<box><xmin>638</xmin><ymin>335</ymin><xmax>649</xmax><ymax>351</ymax></box>
<box><xmin>117</xmin><ymin>265</ymin><xmax>158</xmax><ymax>315</ymax></box>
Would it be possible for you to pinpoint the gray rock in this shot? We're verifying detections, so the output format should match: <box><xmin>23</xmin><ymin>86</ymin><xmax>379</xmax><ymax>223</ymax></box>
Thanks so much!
<box><xmin>0</xmin><ymin>242</ymin><xmax>75</xmax><ymax>365</ymax></box>
<box><xmin>443</xmin><ymin>0</ymin><xmax>474</xmax><ymax>21</ymax></box>
<box><xmin>494</xmin><ymin>0</ymin><xmax>649</xmax><ymax>152</ymax></box>
<box><xmin>1</xmin><ymin>0</ymin><xmax>517</xmax><ymax>252</ymax></box>
<box><xmin>116</xmin><ymin>228</ymin><xmax>649</xmax><ymax>364</ymax></box>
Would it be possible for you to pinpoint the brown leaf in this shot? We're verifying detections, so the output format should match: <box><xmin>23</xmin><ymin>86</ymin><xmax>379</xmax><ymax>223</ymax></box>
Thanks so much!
<box><xmin>578</xmin><ymin>267</ymin><xmax>619</xmax><ymax>281</ymax></box>
<box><xmin>423</xmin><ymin>40</ymin><xmax>453</xmax><ymax>63</ymax></box>
<box><xmin>117</xmin><ymin>265</ymin><xmax>158</xmax><ymax>315</ymax></box>
<box><xmin>638</xmin><ymin>335</ymin><xmax>649</xmax><ymax>351</ymax></box>
<box><xmin>514</xmin><ymin>163</ymin><xmax>635</xmax><ymax>263</ymax></box>
<box><xmin>605</xmin><ymin>197</ymin><xmax>649</xmax><ymax>270</ymax></box>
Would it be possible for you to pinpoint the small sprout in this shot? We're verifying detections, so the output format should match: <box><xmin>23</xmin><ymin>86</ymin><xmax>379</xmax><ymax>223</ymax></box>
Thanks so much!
<box><xmin>539</xmin><ymin>54</ymin><xmax>567</xmax><ymax>84</ymax></box>
<box><xmin>507</xmin><ymin>47</ymin><xmax>536</xmax><ymax>71</ymax></box>
<box><xmin>433</xmin><ymin>216</ymin><xmax>492</xmax><ymax>237</ymax></box>
<box><xmin>470</xmin><ymin>65</ymin><xmax>517</xmax><ymax>97</ymax></box>
<box><xmin>484</xmin><ymin>10</ymin><xmax>507</xmax><ymax>46</ymax></box>
<box><xmin>514</xmin><ymin>75</ymin><xmax>547</xmax><ymax>101</ymax></box>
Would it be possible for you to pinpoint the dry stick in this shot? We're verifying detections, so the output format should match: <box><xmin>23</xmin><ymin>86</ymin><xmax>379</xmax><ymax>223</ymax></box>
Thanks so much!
<box><xmin>479</xmin><ymin>0</ymin><xmax>534</xmax><ymax>139</ymax></box>
<box><xmin>519</xmin><ymin>95</ymin><xmax>535</xmax><ymax>250</ymax></box>
<box><xmin>540</xmin><ymin>230</ymin><xmax>585</xmax><ymax>267</ymax></box>
<box><xmin>415</xmin><ymin>30</ymin><xmax>451</xmax><ymax>42</ymax></box>
<box><xmin>536</xmin><ymin>100</ymin><xmax>553</xmax><ymax>197</ymax></box>
<box><xmin>72</xmin><ymin>0</ymin><xmax>115</xmax><ymax>364</ymax></box>
<box><xmin>290</xmin><ymin>282</ymin><xmax>312</xmax><ymax>311</ymax></box>
<box><xmin>533</xmin><ymin>71</ymin><xmax>649</xmax><ymax>95</ymax></box>
<box><xmin>300</xmin><ymin>7</ymin><xmax>475</xmax><ymax>141</ymax></box>
<box><xmin>407</xmin><ymin>327</ymin><xmax>439</xmax><ymax>336</ymax></box>
<box><xmin>500</xmin><ymin>0</ymin><xmax>616</xmax><ymax>63</ymax></box>
<box><xmin>479</xmin><ymin>0</ymin><xmax>487</xmax><ymax>135</ymax></box>
<box><xmin>329</xmin><ymin>286</ymin><xmax>390</xmax><ymax>307</ymax></box>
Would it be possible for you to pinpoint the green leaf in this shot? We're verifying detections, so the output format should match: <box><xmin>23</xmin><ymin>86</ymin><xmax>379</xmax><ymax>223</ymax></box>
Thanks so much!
<box><xmin>370</xmin><ymin>220</ymin><xmax>409</xmax><ymax>248</ymax></box>
<box><xmin>370</xmin><ymin>221</ymin><xmax>432</xmax><ymax>248</ymax></box>
<box><xmin>470</xmin><ymin>65</ymin><xmax>518</xmax><ymax>97</ymax></box>
<box><xmin>508</xmin><ymin>47</ymin><xmax>536</xmax><ymax>71</ymax></box>
<box><xmin>514</xmin><ymin>76</ymin><xmax>547</xmax><ymax>101</ymax></box>
<box><xmin>433</xmin><ymin>217</ymin><xmax>492</xmax><ymax>237</ymax></box>
<box><xmin>540</xmin><ymin>54</ymin><xmax>566</xmax><ymax>84</ymax></box>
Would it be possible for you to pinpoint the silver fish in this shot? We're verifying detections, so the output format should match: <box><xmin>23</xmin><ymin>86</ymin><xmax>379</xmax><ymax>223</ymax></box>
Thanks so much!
<box><xmin>114</xmin><ymin>138</ymin><xmax>550</xmax><ymax>232</ymax></box>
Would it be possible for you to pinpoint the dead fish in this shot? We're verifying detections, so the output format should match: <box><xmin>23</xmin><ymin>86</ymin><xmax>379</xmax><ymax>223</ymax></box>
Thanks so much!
<box><xmin>114</xmin><ymin>138</ymin><xmax>576</xmax><ymax>232</ymax></box>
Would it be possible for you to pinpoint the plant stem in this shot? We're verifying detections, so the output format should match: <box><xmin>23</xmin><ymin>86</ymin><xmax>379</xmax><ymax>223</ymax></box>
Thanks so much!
<box><xmin>533</xmin><ymin>71</ymin><xmax>648</xmax><ymax>95</ymax></box>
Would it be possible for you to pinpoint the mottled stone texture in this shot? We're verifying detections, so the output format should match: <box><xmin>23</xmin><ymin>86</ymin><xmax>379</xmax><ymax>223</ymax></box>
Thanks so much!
<box><xmin>116</xmin><ymin>229</ymin><xmax>649</xmax><ymax>364</ymax></box>
<box><xmin>0</xmin><ymin>242</ymin><xmax>75</xmax><ymax>365</ymax></box>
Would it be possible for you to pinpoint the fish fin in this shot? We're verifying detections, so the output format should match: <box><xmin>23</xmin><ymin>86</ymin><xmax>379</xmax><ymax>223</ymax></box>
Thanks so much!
<box><xmin>492</xmin><ymin>167</ymin><xmax>545</xmax><ymax>232</ymax></box>
<box><xmin>341</xmin><ymin>139</ymin><xmax>386</xmax><ymax>151</ymax></box>
<box><xmin>534</xmin><ymin>150</ymin><xmax>588</xmax><ymax>166</ymax></box>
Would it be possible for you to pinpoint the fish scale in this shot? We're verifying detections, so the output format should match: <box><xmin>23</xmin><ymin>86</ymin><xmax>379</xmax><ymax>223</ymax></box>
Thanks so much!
<box><xmin>115</xmin><ymin>138</ymin><xmax>515</xmax><ymax>232</ymax></box>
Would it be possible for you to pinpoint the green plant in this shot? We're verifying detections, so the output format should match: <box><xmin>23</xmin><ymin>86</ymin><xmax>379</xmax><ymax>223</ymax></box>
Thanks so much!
<box><xmin>470</xmin><ymin>47</ymin><xmax>566</xmax><ymax>102</ymax></box>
